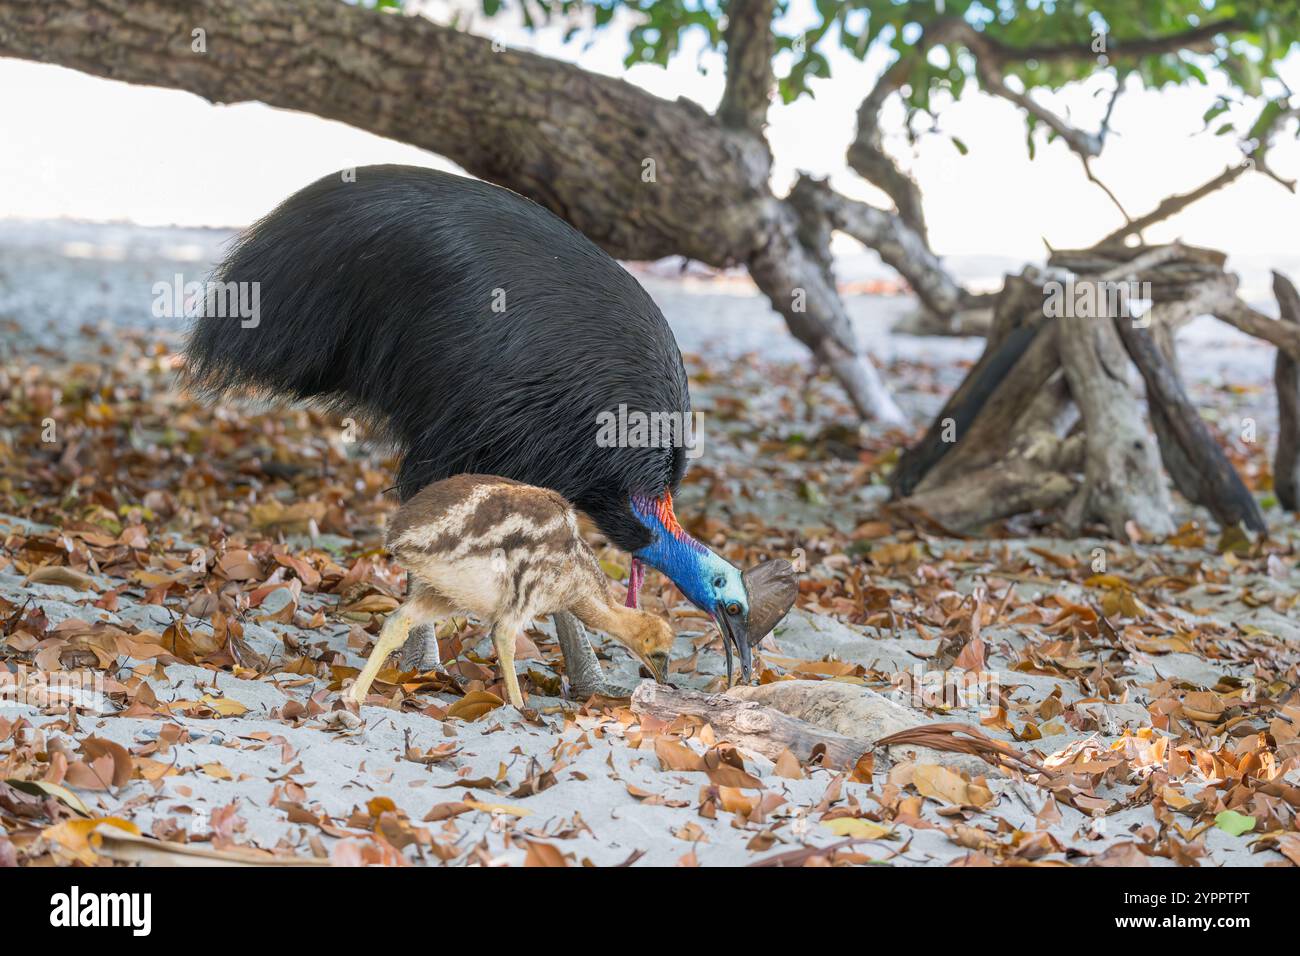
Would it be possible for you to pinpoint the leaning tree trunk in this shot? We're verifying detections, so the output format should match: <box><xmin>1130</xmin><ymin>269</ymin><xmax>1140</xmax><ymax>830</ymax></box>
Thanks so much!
<box><xmin>0</xmin><ymin>0</ymin><xmax>933</xmax><ymax>424</ymax></box>
<box><xmin>1114</xmin><ymin>307</ymin><xmax>1265</xmax><ymax>532</ymax></box>
<box><xmin>1274</xmin><ymin>271</ymin><xmax>1300</xmax><ymax>511</ymax></box>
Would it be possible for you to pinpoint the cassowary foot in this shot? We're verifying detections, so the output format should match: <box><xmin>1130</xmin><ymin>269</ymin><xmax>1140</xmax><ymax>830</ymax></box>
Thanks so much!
<box><xmin>553</xmin><ymin>611</ymin><xmax>636</xmax><ymax>699</ymax></box>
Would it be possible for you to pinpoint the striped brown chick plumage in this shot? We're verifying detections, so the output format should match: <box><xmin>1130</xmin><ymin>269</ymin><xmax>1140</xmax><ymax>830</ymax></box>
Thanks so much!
<box><xmin>347</xmin><ymin>474</ymin><xmax>675</xmax><ymax>709</ymax></box>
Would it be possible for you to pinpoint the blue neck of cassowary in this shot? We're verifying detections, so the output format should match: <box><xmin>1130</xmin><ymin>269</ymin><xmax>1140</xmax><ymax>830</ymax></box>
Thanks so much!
<box><xmin>629</xmin><ymin>493</ymin><xmax>747</xmax><ymax>616</ymax></box>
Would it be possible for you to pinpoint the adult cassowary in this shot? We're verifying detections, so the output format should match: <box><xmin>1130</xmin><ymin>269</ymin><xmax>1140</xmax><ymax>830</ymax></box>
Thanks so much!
<box><xmin>184</xmin><ymin>165</ymin><xmax>794</xmax><ymax>694</ymax></box>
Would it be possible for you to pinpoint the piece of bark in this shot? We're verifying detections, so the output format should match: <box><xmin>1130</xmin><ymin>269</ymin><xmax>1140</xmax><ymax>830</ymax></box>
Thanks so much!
<box><xmin>728</xmin><ymin>681</ymin><xmax>972</xmax><ymax>770</ymax></box>
<box><xmin>632</xmin><ymin>682</ymin><xmax>868</xmax><ymax>770</ymax></box>
<box><xmin>1274</xmin><ymin>271</ymin><xmax>1300</xmax><ymax>511</ymax></box>
<box><xmin>1137</xmin><ymin>278</ymin><xmax>1238</xmax><ymax>506</ymax></box>
<box><xmin>726</xmin><ymin>681</ymin><xmax>994</xmax><ymax>776</ymax></box>
<box><xmin>1058</xmin><ymin>306</ymin><xmax>1175</xmax><ymax>538</ymax></box>
<box><xmin>1115</xmin><ymin>316</ymin><xmax>1266</xmax><ymax>532</ymax></box>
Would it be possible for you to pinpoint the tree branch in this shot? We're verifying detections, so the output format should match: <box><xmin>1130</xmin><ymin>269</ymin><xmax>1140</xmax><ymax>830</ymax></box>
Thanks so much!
<box><xmin>1058</xmin><ymin>298</ymin><xmax>1175</xmax><ymax>539</ymax></box>
<box><xmin>1097</xmin><ymin>103</ymin><xmax>1299</xmax><ymax>246</ymax></box>
<box><xmin>0</xmin><ymin>0</ymin><xmax>769</xmax><ymax>266</ymax></box>
<box><xmin>1213</xmin><ymin>298</ymin><xmax>1300</xmax><ymax>364</ymax></box>
<box><xmin>1115</xmin><ymin>313</ymin><xmax>1266</xmax><ymax>533</ymax></box>
<box><xmin>717</xmin><ymin>0</ymin><xmax>776</xmax><ymax>139</ymax></box>
<box><xmin>789</xmin><ymin>175</ymin><xmax>965</xmax><ymax>318</ymax></box>
<box><xmin>982</xmin><ymin>74</ymin><xmax>1103</xmax><ymax>158</ymax></box>
<box><xmin>950</xmin><ymin>21</ymin><xmax>1104</xmax><ymax>159</ymax></box>
<box><xmin>846</xmin><ymin>55</ymin><xmax>930</xmax><ymax>241</ymax></box>
<box><xmin>985</xmin><ymin>18</ymin><xmax>1249</xmax><ymax>65</ymax></box>
<box><xmin>748</xmin><ymin>199</ymin><xmax>908</xmax><ymax>426</ymax></box>
<box><xmin>1273</xmin><ymin>271</ymin><xmax>1300</xmax><ymax>511</ymax></box>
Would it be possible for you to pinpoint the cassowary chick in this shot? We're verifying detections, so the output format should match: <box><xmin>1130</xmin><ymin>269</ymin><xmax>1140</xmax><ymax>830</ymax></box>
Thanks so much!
<box><xmin>347</xmin><ymin>474</ymin><xmax>674</xmax><ymax>708</ymax></box>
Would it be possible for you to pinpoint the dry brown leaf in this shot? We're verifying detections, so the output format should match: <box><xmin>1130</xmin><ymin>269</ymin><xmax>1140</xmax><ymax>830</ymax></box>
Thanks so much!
<box><xmin>25</xmin><ymin>566</ymin><xmax>96</xmax><ymax>592</ymax></box>
<box><xmin>655</xmin><ymin>736</ymin><xmax>706</xmax><ymax>772</ymax></box>
<box><xmin>446</xmin><ymin>690</ymin><xmax>504</xmax><ymax>721</ymax></box>
<box><xmin>773</xmin><ymin>749</ymin><xmax>804</xmax><ymax>779</ymax></box>
<box><xmin>524</xmin><ymin>840</ymin><xmax>569</xmax><ymax>867</ymax></box>
<box><xmin>913</xmin><ymin>764</ymin><xmax>980</xmax><ymax>807</ymax></box>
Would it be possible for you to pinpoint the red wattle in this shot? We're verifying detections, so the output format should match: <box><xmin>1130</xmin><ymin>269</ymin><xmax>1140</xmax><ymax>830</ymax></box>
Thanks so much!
<box><xmin>625</xmin><ymin>557</ymin><xmax>643</xmax><ymax>609</ymax></box>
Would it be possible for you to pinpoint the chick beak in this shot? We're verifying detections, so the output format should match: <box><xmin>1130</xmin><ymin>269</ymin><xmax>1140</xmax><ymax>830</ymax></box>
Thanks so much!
<box><xmin>716</xmin><ymin>606</ymin><xmax>752</xmax><ymax>687</ymax></box>
<box><xmin>644</xmin><ymin>652</ymin><xmax>670</xmax><ymax>684</ymax></box>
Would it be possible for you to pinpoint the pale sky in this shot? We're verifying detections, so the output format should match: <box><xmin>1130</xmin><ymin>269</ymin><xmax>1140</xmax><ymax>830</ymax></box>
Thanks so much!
<box><xmin>1</xmin><ymin>0</ymin><xmax>1297</xmax><ymax>261</ymax></box>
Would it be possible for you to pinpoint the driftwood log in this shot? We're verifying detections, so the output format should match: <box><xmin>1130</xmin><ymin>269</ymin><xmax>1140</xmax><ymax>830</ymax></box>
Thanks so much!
<box><xmin>1144</xmin><ymin>290</ymin><xmax>1218</xmax><ymax>505</ymax></box>
<box><xmin>894</xmin><ymin>375</ymin><xmax>1081</xmax><ymax>531</ymax></box>
<box><xmin>1213</xmin><ymin>297</ymin><xmax>1300</xmax><ymax>364</ymax></box>
<box><xmin>892</xmin><ymin>242</ymin><xmax>1286</xmax><ymax>538</ymax></box>
<box><xmin>632</xmin><ymin>681</ymin><xmax>999</xmax><ymax>777</ymax></box>
<box><xmin>918</xmin><ymin>317</ymin><xmax>1065</xmax><ymax>493</ymax></box>
<box><xmin>1058</xmin><ymin>289</ymin><xmax>1174</xmax><ymax>538</ymax></box>
<box><xmin>632</xmin><ymin>682</ymin><xmax>868</xmax><ymax>769</ymax></box>
<box><xmin>891</xmin><ymin>319</ymin><xmax>1045</xmax><ymax>498</ymax></box>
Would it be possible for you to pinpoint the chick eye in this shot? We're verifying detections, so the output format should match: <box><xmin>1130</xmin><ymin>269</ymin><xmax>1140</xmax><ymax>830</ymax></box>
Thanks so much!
<box><xmin>726</xmin><ymin>602</ymin><xmax>742</xmax><ymax>616</ymax></box>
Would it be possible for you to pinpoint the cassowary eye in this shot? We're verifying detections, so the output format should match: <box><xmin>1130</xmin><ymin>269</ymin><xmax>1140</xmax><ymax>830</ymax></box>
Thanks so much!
<box><xmin>726</xmin><ymin>602</ymin><xmax>741</xmax><ymax>616</ymax></box>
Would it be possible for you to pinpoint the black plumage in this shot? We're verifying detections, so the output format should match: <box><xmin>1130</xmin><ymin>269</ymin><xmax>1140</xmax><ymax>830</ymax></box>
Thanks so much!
<box><xmin>185</xmin><ymin>165</ymin><xmax>690</xmax><ymax>552</ymax></box>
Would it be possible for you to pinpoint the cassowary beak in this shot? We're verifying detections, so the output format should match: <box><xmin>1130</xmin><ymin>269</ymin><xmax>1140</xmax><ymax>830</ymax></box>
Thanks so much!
<box><xmin>715</xmin><ymin>603</ymin><xmax>752</xmax><ymax>687</ymax></box>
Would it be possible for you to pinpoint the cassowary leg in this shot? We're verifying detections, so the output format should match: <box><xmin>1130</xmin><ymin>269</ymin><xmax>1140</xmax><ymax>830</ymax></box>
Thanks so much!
<box><xmin>554</xmin><ymin>611</ymin><xmax>608</xmax><ymax>698</ymax></box>
<box><xmin>348</xmin><ymin>603</ymin><xmax>414</xmax><ymax>704</ymax></box>
<box><xmin>398</xmin><ymin>621</ymin><xmax>441</xmax><ymax>672</ymax></box>
<box><xmin>396</xmin><ymin>575</ymin><xmax>442</xmax><ymax>673</ymax></box>
<box><xmin>490</xmin><ymin>620</ymin><xmax>524</xmax><ymax>709</ymax></box>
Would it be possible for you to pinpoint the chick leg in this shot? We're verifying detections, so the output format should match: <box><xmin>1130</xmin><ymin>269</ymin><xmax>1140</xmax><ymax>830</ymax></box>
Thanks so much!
<box><xmin>491</xmin><ymin>621</ymin><xmax>524</xmax><ymax>709</ymax></box>
<box><xmin>348</xmin><ymin>603</ymin><xmax>414</xmax><ymax>704</ymax></box>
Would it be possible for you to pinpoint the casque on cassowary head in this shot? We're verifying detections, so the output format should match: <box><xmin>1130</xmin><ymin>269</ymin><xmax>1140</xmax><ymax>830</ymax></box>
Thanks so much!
<box><xmin>184</xmin><ymin>165</ymin><xmax>796</xmax><ymax>684</ymax></box>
